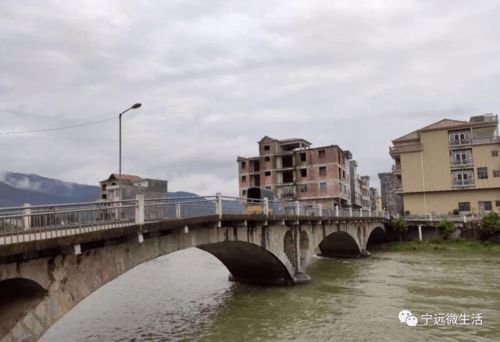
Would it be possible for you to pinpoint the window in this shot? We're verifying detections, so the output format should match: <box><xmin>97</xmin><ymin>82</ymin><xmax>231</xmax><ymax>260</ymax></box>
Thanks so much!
<box><xmin>265</xmin><ymin>186</ymin><xmax>271</xmax><ymax>190</ymax></box>
<box><xmin>241</xmin><ymin>176</ymin><xmax>246</xmax><ymax>182</ymax></box>
<box><xmin>479</xmin><ymin>201</ymin><xmax>492</xmax><ymax>211</ymax></box>
<box><xmin>300</xmin><ymin>184</ymin><xmax>308</xmax><ymax>193</ymax></box>
<box><xmin>242</xmin><ymin>190</ymin><xmax>247</xmax><ymax>196</ymax></box>
<box><xmin>318</xmin><ymin>150</ymin><xmax>326</xmax><ymax>158</ymax></box>
<box><xmin>300</xmin><ymin>153</ymin><xmax>306</xmax><ymax>162</ymax></box>
<box><xmin>319</xmin><ymin>182</ymin><xmax>327</xmax><ymax>192</ymax></box>
<box><xmin>319</xmin><ymin>166</ymin><xmax>326</xmax><ymax>176</ymax></box>
<box><xmin>496</xmin><ymin>200</ymin><xmax>500</xmax><ymax>207</ymax></box>
<box><xmin>458</xmin><ymin>202</ymin><xmax>471</xmax><ymax>211</ymax></box>
<box><xmin>478</xmin><ymin>167</ymin><xmax>488</xmax><ymax>179</ymax></box>
<box><xmin>343</xmin><ymin>170</ymin><xmax>346</xmax><ymax>179</ymax></box>
<box><xmin>265</xmin><ymin>171</ymin><xmax>271</xmax><ymax>176</ymax></box>
<box><xmin>494</xmin><ymin>170</ymin><xmax>500</xmax><ymax>177</ymax></box>
<box><xmin>492</xmin><ymin>150</ymin><xmax>498</xmax><ymax>157</ymax></box>
<box><xmin>241</xmin><ymin>161</ymin><xmax>246</xmax><ymax>168</ymax></box>
<box><xmin>264</xmin><ymin>156</ymin><xmax>271</xmax><ymax>161</ymax></box>
<box><xmin>300</xmin><ymin>169</ymin><xmax>307</xmax><ymax>177</ymax></box>
<box><xmin>264</xmin><ymin>145</ymin><xmax>270</xmax><ymax>151</ymax></box>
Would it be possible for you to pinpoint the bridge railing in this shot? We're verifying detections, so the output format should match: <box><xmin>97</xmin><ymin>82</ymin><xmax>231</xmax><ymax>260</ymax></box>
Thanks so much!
<box><xmin>0</xmin><ymin>200</ymin><xmax>137</xmax><ymax>243</ymax></box>
<box><xmin>0</xmin><ymin>194</ymin><xmax>389</xmax><ymax>245</ymax></box>
<box><xmin>144</xmin><ymin>196</ymin><xmax>218</xmax><ymax>221</ymax></box>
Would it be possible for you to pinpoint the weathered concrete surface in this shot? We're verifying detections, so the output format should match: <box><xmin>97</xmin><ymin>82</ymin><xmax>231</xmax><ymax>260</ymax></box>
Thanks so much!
<box><xmin>0</xmin><ymin>215</ymin><xmax>386</xmax><ymax>342</ymax></box>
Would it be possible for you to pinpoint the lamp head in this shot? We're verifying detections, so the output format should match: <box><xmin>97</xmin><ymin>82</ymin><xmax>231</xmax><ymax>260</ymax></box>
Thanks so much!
<box><xmin>131</xmin><ymin>103</ymin><xmax>142</xmax><ymax>109</ymax></box>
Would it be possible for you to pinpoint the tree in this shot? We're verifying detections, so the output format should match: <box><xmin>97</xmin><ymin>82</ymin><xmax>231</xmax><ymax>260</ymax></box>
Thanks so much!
<box><xmin>391</xmin><ymin>217</ymin><xmax>408</xmax><ymax>241</ymax></box>
<box><xmin>436</xmin><ymin>219</ymin><xmax>456</xmax><ymax>240</ymax></box>
<box><xmin>479</xmin><ymin>211</ymin><xmax>500</xmax><ymax>235</ymax></box>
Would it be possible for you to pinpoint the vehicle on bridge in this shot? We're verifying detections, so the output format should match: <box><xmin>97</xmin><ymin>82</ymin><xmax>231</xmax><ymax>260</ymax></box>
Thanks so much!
<box><xmin>246</xmin><ymin>187</ymin><xmax>277</xmax><ymax>214</ymax></box>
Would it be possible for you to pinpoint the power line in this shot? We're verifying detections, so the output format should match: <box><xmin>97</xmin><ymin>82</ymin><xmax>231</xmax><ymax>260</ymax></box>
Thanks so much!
<box><xmin>0</xmin><ymin>116</ymin><xmax>117</xmax><ymax>135</ymax></box>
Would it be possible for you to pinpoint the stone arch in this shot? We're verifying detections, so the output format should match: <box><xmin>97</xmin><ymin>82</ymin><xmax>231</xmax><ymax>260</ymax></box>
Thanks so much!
<box><xmin>366</xmin><ymin>226</ymin><xmax>387</xmax><ymax>249</ymax></box>
<box><xmin>197</xmin><ymin>241</ymin><xmax>294</xmax><ymax>285</ymax></box>
<box><xmin>0</xmin><ymin>278</ymin><xmax>47</xmax><ymax>338</ymax></box>
<box><xmin>319</xmin><ymin>231</ymin><xmax>362</xmax><ymax>258</ymax></box>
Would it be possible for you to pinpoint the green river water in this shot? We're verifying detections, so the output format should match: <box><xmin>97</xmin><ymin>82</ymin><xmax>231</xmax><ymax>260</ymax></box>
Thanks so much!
<box><xmin>41</xmin><ymin>248</ymin><xmax>500</xmax><ymax>342</ymax></box>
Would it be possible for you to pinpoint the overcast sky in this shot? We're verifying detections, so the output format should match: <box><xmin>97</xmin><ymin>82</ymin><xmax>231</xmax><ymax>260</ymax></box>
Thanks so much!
<box><xmin>1</xmin><ymin>0</ymin><xmax>499</xmax><ymax>195</ymax></box>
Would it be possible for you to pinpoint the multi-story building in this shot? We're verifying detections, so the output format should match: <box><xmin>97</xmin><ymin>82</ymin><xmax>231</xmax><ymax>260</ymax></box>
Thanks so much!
<box><xmin>348</xmin><ymin>160</ymin><xmax>372</xmax><ymax>210</ymax></box>
<box><xmin>369</xmin><ymin>187</ymin><xmax>382</xmax><ymax>211</ymax></box>
<box><xmin>390</xmin><ymin>113</ymin><xmax>500</xmax><ymax>215</ymax></box>
<box><xmin>378</xmin><ymin>172</ymin><xmax>404</xmax><ymax>215</ymax></box>
<box><xmin>237</xmin><ymin>136</ymin><xmax>352</xmax><ymax>208</ymax></box>
<box><xmin>99</xmin><ymin>174</ymin><xmax>168</xmax><ymax>201</ymax></box>
<box><xmin>360</xmin><ymin>176</ymin><xmax>371</xmax><ymax>209</ymax></box>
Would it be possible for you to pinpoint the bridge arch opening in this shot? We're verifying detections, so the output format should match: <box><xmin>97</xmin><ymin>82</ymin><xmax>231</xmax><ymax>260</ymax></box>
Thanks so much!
<box><xmin>366</xmin><ymin>227</ymin><xmax>387</xmax><ymax>249</ymax></box>
<box><xmin>319</xmin><ymin>231</ymin><xmax>362</xmax><ymax>258</ymax></box>
<box><xmin>197</xmin><ymin>241</ymin><xmax>294</xmax><ymax>285</ymax></box>
<box><xmin>0</xmin><ymin>278</ymin><xmax>47</xmax><ymax>339</ymax></box>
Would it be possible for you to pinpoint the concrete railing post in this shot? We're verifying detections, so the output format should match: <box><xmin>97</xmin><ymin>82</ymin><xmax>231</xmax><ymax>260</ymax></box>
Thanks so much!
<box><xmin>216</xmin><ymin>192</ymin><xmax>222</xmax><ymax>219</ymax></box>
<box><xmin>368</xmin><ymin>209</ymin><xmax>371</xmax><ymax>217</ymax></box>
<box><xmin>360</xmin><ymin>209</ymin><xmax>363</xmax><ymax>217</ymax></box>
<box><xmin>175</xmin><ymin>203</ymin><xmax>181</xmax><ymax>219</ymax></box>
<box><xmin>418</xmin><ymin>224</ymin><xmax>423</xmax><ymax>241</ymax></box>
<box><xmin>335</xmin><ymin>206</ymin><xmax>339</xmax><ymax>217</ymax></box>
<box><xmin>295</xmin><ymin>201</ymin><xmax>300</xmax><ymax>216</ymax></box>
<box><xmin>23</xmin><ymin>203</ymin><xmax>31</xmax><ymax>231</ymax></box>
<box><xmin>263</xmin><ymin>198</ymin><xmax>269</xmax><ymax>217</ymax></box>
<box><xmin>135</xmin><ymin>195</ymin><xmax>144</xmax><ymax>225</ymax></box>
<box><xmin>463</xmin><ymin>215</ymin><xmax>467</xmax><ymax>223</ymax></box>
<box><xmin>349</xmin><ymin>207</ymin><xmax>353</xmax><ymax>217</ymax></box>
<box><xmin>318</xmin><ymin>204</ymin><xmax>323</xmax><ymax>217</ymax></box>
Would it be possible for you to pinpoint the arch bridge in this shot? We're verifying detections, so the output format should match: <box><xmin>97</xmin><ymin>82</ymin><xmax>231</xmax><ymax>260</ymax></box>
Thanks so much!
<box><xmin>0</xmin><ymin>195</ymin><xmax>388</xmax><ymax>342</ymax></box>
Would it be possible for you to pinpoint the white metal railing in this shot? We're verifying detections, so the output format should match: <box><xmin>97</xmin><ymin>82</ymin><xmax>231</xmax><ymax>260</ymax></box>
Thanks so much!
<box><xmin>450</xmin><ymin>159</ymin><xmax>473</xmax><ymax>167</ymax></box>
<box><xmin>452</xmin><ymin>179</ymin><xmax>475</xmax><ymax>187</ymax></box>
<box><xmin>0</xmin><ymin>194</ymin><xmax>389</xmax><ymax>245</ymax></box>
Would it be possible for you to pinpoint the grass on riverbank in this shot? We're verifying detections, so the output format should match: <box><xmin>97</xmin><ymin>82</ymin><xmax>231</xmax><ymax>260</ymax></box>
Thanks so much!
<box><xmin>382</xmin><ymin>240</ymin><xmax>500</xmax><ymax>253</ymax></box>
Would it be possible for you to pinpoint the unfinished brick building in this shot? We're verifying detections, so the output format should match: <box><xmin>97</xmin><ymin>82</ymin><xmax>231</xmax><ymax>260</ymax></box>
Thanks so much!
<box><xmin>237</xmin><ymin>136</ymin><xmax>353</xmax><ymax>208</ymax></box>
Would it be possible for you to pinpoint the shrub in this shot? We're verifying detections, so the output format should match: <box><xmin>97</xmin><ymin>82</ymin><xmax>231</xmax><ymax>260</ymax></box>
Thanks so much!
<box><xmin>480</xmin><ymin>211</ymin><xmax>500</xmax><ymax>235</ymax></box>
<box><xmin>436</xmin><ymin>219</ymin><xmax>456</xmax><ymax>239</ymax></box>
<box><xmin>391</xmin><ymin>217</ymin><xmax>408</xmax><ymax>232</ymax></box>
<box><xmin>452</xmin><ymin>209</ymin><xmax>459</xmax><ymax>215</ymax></box>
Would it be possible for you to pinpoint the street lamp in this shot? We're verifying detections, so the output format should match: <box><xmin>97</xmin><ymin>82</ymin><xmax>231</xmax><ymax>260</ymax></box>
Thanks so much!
<box><xmin>119</xmin><ymin>103</ymin><xmax>142</xmax><ymax>177</ymax></box>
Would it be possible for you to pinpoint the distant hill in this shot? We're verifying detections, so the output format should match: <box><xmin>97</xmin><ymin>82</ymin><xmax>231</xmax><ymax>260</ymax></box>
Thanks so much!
<box><xmin>0</xmin><ymin>171</ymin><xmax>198</xmax><ymax>207</ymax></box>
<box><xmin>0</xmin><ymin>182</ymin><xmax>78</xmax><ymax>207</ymax></box>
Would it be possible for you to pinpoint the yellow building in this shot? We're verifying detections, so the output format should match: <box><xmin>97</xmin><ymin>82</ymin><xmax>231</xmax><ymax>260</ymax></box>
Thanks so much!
<box><xmin>390</xmin><ymin>114</ymin><xmax>500</xmax><ymax>215</ymax></box>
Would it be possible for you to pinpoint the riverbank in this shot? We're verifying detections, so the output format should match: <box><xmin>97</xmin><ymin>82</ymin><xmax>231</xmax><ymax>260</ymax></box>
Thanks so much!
<box><xmin>381</xmin><ymin>239</ymin><xmax>500</xmax><ymax>252</ymax></box>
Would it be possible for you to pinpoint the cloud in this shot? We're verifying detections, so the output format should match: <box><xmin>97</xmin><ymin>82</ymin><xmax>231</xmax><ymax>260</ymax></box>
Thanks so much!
<box><xmin>1</xmin><ymin>0</ymin><xmax>500</xmax><ymax>195</ymax></box>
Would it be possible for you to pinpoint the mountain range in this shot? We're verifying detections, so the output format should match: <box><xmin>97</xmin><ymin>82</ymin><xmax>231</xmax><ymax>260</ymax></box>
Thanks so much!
<box><xmin>0</xmin><ymin>171</ymin><xmax>196</xmax><ymax>207</ymax></box>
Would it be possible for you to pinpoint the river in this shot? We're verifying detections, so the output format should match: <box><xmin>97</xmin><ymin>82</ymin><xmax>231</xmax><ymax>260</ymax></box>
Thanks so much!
<box><xmin>40</xmin><ymin>247</ymin><xmax>500</xmax><ymax>341</ymax></box>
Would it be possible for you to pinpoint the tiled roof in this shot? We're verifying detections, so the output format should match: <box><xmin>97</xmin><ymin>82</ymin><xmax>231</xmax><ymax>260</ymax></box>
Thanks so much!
<box><xmin>420</xmin><ymin>118</ymin><xmax>468</xmax><ymax>131</ymax></box>
<box><xmin>107</xmin><ymin>174</ymin><xmax>143</xmax><ymax>182</ymax></box>
<box><xmin>393</xmin><ymin>118</ymin><xmax>469</xmax><ymax>142</ymax></box>
<box><xmin>393</xmin><ymin>131</ymin><xmax>419</xmax><ymax>142</ymax></box>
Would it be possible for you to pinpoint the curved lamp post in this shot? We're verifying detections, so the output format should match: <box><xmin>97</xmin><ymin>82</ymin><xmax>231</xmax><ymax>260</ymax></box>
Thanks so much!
<box><xmin>119</xmin><ymin>103</ymin><xmax>142</xmax><ymax>177</ymax></box>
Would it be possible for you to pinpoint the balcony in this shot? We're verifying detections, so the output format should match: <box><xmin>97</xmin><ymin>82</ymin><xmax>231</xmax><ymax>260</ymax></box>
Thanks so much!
<box><xmin>452</xmin><ymin>179</ymin><xmax>475</xmax><ymax>189</ymax></box>
<box><xmin>392</xmin><ymin>164</ymin><xmax>401</xmax><ymax>175</ymax></box>
<box><xmin>389</xmin><ymin>143</ymin><xmax>423</xmax><ymax>157</ymax></box>
<box><xmin>450</xmin><ymin>159</ymin><xmax>473</xmax><ymax>169</ymax></box>
<box><xmin>472</xmin><ymin>136</ymin><xmax>500</xmax><ymax>145</ymax></box>
<box><xmin>448</xmin><ymin>138</ymin><xmax>471</xmax><ymax>148</ymax></box>
<box><xmin>393</xmin><ymin>185</ymin><xmax>403</xmax><ymax>193</ymax></box>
